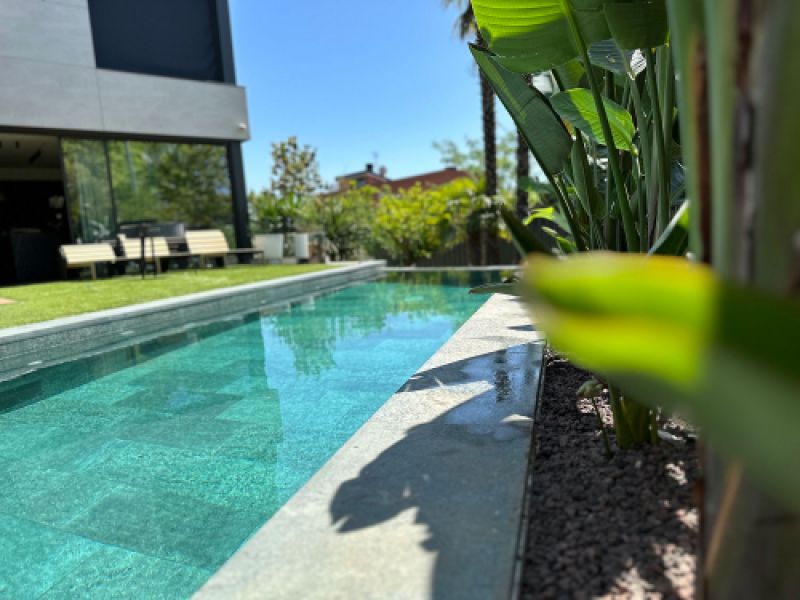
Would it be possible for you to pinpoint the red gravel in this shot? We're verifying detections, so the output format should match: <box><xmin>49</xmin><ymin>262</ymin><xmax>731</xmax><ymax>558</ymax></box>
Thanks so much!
<box><xmin>520</xmin><ymin>352</ymin><xmax>699</xmax><ymax>599</ymax></box>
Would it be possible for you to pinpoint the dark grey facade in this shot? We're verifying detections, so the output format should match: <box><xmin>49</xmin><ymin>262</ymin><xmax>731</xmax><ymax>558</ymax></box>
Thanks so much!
<box><xmin>0</xmin><ymin>0</ymin><xmax>251</xmax><ymax>284</ymax></box>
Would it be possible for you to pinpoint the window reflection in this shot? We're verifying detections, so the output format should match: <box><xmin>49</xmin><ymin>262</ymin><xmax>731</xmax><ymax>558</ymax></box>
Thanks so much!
<box><xmin>61</xmin><ymin>138</ymin><xmax>234</xmax><ymax>244</ymax></box>
<box><xmin>108</xmin><ymin>141</ymin><xmax>234</xmax><ymax>242</ymax></box>
<box><xmin>62</xmin><ymin>139</ymin><xmax>115</xmax><ymax>243</ymax></box>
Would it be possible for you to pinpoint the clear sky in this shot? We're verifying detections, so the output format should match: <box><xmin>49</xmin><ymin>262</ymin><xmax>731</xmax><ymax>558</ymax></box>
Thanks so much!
<box><xmin>229</xmin><ymin>0</ymin><xmax>513</xmax><ymax>192</ymax></box>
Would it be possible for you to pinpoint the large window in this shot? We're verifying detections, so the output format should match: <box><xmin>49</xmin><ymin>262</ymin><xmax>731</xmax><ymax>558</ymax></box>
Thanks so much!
<box><xmin>62</xmin><ymin>139</ymin><xmax>234</xmax><ymax>243</ymax></box>
<box><xmin>87</xmin><ymin>0</ymin><xmax>224</xmax><ymax>82</ymax></box>
<box><xmin>62</xmin><ymin>140</ymin><xmax>115</xmax><ymax>243</ymax></box>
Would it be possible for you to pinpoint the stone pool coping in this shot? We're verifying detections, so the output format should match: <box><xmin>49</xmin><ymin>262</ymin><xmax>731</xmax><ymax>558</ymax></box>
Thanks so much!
<box><xmin>195</xmin><ymin>293</ymin><xmax>545</xmax><ymax>600</ymax></box>
<box><xmin>0</xmin><ymin>261</ymin><xmax>384</xmax><ymax>381</ymax></box>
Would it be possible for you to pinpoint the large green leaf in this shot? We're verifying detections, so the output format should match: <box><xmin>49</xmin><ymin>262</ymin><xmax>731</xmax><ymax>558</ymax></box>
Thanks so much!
<box><xmin>500</xmin><ymin>205</ymin><xmax>553</xmax><ymax>256</ymax></box>
<box><xmin>553</xmin><ymin>59</ymin><xmax>586</xmax><ymax>90</ymax></box>
<box><xmin>649</xmin><ymin>199</ymin><xmax>689</xmax><ymax>255</ymax></box>
<box><xmin>472</xmin><ymin>0</ymin><xmax>611</xmax><ymax>73</ymax></box>
<box><xmin>471</xmin><ymin>46</ymin><xmax>573</xmax><ymax>177</ymax></box>
<box><xmin>472</xmin><ymin>0</ymin><xmax>667</xmax><ymax>73</ymax></box>
<box><xmin>588</xmin><ymin>40</ymin><xmax>646</xmax><ymax>79</ymax></box>
<box><xmin>551</xmin><ymin>89</ymin><xmax>636</xmax><ymax>152</ymax></box>
<box><xmin>604</xmin><ymin>0</ymin><xmax>669</xmax><ymax>50</ymax></box>
<box><xmin>569</xmin><ymin>133</ymin><xmax>605</xmax><ymax>221</ymax></box>
<box><xmin>522</xmin><ymin>252</ymin><xmax>800</xmax><ymax>511</ymax></box>
<box><xmin>525</xmin><ymin>205</ymin><xmax>573</xmax><ymax>233</ymax></box>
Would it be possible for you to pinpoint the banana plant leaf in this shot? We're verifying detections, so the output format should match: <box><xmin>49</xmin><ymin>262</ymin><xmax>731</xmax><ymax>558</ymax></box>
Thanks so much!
<box><xmin>525</xmin><ymin>206</ymin><xmax>572</xmax><ymax>233</ymax></box>
<box><xmin>472</xmin><ymin>0</ymin><xmax>669</xmax><ymax>73</ymax></box>
<box><xmin>551</xmin><ymin>89</ymin><xmax>636</xmax><ymax>153</ymax></box>
<box><xmin>588</xmin><ymin>40</ymin><xmax>646</xmax><ymax>79</ymax></box>
<box><xmin>554</xmin><ymin>59</ymin><xmax>586</xmax><ymax>90</ymax></box>
<box><xmin>471</xmin><ymin>46</ymin><xmax>573</xmax><ymax>178</ymax></box>
<box><xmin>500</xmin><ymin>205</ymin><xmax>553</xmax><ymax>256</ymax></box>
<box><xmin>604</xmin><ymin>0</ymin><xmax>669</xmax><ymax>50</ymax></box>
<box><xmin>649</xmin><ymin>200</ymin><xmax>689</xmax><ymax>255</ymax></box>
<box><xmin>471</xmin><ymin>0</ymin><xmax>611</xmax><ymax>73</ymax></box>
<box><xmin>521</xmin><ymin>252</ymin><xmax>800</xmax><ymax>511</ymax></box>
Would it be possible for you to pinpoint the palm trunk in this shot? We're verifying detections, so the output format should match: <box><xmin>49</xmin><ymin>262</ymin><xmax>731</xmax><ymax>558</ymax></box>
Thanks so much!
<box><xmin>480</xmin><ymin>73</ymin><xmax>497</xmax><ymax>197</ymax></box>
<box><xmin>476</xmin><ymin>31</ymin><xmax>497</xmax><ymax>198</ymax></box>
<box><xmin>516</xmin><ymin>130</ymin><xmax>530</xmax><ymax>218</ymax></box>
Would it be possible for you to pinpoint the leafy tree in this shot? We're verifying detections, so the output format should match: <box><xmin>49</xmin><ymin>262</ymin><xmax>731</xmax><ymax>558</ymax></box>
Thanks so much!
<box><xmin>305</xmin><ymin>184</ymin><xmax>376</xmax><ymax>261</ymax></box>
<box><xmin>371</xmin><ymin>178</ymin><xmax>477</xmax><ymax>265</ymax></box>
<box><xmin>270</xmin><ymin>136</ymin><xmax>322</xmax><ymax>217</ymax></box>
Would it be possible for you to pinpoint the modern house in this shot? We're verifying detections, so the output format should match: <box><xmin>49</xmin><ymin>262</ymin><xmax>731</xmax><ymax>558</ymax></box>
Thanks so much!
<box><xmin>335</xmin><ymin>164</ymin><xmax>472</xmax><ymax>194</ymax></box>
<box><xmin>0</xmin><ymin>0</ymin><xmax>250</xmax><ymax>284</ymax></box>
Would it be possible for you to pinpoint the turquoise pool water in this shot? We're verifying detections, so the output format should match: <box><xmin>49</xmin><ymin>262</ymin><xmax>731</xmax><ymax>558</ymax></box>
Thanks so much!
<box><xmin>0</xmin><ymin>271</ymin><xmax>498</xmax><ymax>599</ymax></box>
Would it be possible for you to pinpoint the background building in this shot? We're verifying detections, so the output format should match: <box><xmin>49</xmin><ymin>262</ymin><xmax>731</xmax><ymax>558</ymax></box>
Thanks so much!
<box><xmin>0</xmin><ymin>0</ymin><xmax>250</xmax><ymax>284</ymax></box>
<box><xmin>336</xmin><ymin>164</ymin><xmax>471</xmax><ymax>193</ymax></box>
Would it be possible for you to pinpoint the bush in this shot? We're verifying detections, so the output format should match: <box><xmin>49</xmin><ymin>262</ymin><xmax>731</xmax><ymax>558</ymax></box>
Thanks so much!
<box><xmin>371</xmin><ymin>179</ymin><xmax>477</xmax><ymax>265</ymax></box>
<box><xmin>305</xmin><ymin>184</ymin><xmax>377</xmax><ymax>261</ymax></box>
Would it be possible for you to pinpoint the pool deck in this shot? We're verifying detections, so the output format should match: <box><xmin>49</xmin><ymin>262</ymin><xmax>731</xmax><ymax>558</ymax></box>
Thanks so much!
<box><xmin>195</xmin><ymin>293</ymin><xmax>545</xmax><ymax>600</ymax></box>
<box><xmin>0</xmin><ymin>261</ymin><xmax>384</xmax><ymax>381</ymax></box>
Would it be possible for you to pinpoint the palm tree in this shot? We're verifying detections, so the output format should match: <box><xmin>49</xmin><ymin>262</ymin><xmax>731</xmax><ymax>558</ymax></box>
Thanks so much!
<box><xmin>442</xmin><ymin>1</ymin><xmax>497</xmax><ymax>198</ymax></box>
<box><xmin>515</xmin><ymin>131</ymin><xmax>530</xmax><ymax>218</ymax></box>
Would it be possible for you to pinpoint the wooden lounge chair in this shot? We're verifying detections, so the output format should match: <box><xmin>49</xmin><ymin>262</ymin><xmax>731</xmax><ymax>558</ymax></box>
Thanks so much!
<box><xmin>60</xmin><ymin>243</ymin><xmax>117</xmax><ymax>280</ymax></box>
<box><xmin>117</xmin><ymin>235</ymin><xmax>174</xmax><ymax>274</ymax></box>
<box><xmin>185</xmin><ymin>230</ymin><xmax>263</xmax><ymax>267</ymax></box>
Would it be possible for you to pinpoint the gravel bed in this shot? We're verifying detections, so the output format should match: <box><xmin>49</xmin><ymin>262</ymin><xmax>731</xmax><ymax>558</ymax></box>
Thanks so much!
<box><xmin>520</xmin><ymin>352</ymin><xmax>699</xmax><ymax>599</ymax></box>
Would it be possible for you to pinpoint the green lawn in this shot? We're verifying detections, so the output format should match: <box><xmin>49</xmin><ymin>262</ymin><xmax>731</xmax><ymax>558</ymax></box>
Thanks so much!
<box><xmin>0</xmin><ymin>264</ymin><xmax>335</xmax><ymax>330</ymax></box>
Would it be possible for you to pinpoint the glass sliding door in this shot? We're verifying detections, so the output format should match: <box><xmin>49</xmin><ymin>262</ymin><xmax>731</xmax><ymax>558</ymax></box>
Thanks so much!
<box><xmin>107</xmin><ymin>141</ymin><xmax>234</xmax><ymax>242</ymax></box>
<box><xmin>62</xmin><ymin>138</ymin><xmax>234</xmax><ymax>245</ymax></box>
<box><xmin>61</xmin><ymin>139</ymin><xmax>115</xmax><ymax>243</ymax></box>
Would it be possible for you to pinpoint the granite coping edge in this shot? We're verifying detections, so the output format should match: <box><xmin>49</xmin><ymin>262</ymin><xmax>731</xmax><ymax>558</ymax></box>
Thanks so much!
<box><xmin>0</xmin><ymin>261</ymin><xmax>384</xmax><ymax>342</ymax></box>
<box><xmin>195</xmin><ymin>293</ymin><xmax>546</xmax><ymax>600</ymax></box>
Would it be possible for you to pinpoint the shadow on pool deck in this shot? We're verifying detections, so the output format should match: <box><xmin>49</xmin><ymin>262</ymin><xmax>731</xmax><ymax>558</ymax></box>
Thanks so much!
<box><xmin>329</xmin><ymin>344</ymin><xmax>542</xmax><ymax>600</ymax></box>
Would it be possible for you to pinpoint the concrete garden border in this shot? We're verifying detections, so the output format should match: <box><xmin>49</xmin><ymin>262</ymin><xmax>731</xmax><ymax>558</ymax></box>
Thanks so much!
<box><xmin>0</xmin><ymin>261</ymin><xmax>384</xmax><ymax>381</ymax></box>
<box><xmin>195</xmin><ymin>293</ymin><xmax>545</xmax><ymax>600</ymax></box>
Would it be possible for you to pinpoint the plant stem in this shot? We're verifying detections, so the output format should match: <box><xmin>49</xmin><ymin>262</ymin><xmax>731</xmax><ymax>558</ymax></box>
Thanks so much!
<box><xmin>627</xmin><ymin>71</ymin><xmax>654</xmax><ymax>245</ymax></box>
<box><xmin>553</xmin><ymin>174</ymin><xmax>587</xmax><ymax>251</ymax></box>
<box><xmin>591</xmin><ymin>396</ymin><xmax>614</xmax><ymax>459</ymax></box>
<box><xmin>659</xmin><ymin>46</ymin><xmax>676</xmax><ymax>157</ymax></box>
<box><xmin>646</xmin><ymin>48</ymin><xmax>671</xmax><ymax>239</ymax></box>
<box><xmin>559</xmin><ymin>0</ymin><xmax>640</xmax><ymax>252</ymax></box>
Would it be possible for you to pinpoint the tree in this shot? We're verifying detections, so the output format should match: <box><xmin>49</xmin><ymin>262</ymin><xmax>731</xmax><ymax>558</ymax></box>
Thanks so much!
<box><xmin>270</xmin><ymin>136</ymin><xmax>322</xmax><ymax>218</ymax></box>
<box><xmin>306</xmin><ymin>184</ymin><xmax>376</xmax><ymax>261</ymax></box>
<box><xmin>372</xmin><ymin>179</ymin><xmax>476</xmax><ymax>265</ymax></box>
<box><xmin>433</xmin><ymin>132</ymin><xmax>517</xmax><ymax>196</ymax></box>
<box><xmin>441</xmin><ymin>0</ymin><xmax>497</xmax><ymax>197</ymax></box>
<box><xmin>515</xmin><ymin>131</ymin><xmax>530</xmax><ymax>219</ymax></box>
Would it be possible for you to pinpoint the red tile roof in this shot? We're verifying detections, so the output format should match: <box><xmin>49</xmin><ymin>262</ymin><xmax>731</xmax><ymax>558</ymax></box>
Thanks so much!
<box><xmin>336</xmin><ymin>165</ymin><xmax>472</xmax><ymax>193</ymax></box>
<box><xmin>387</xmin><ymin>167</ymin><xmax>472</xmax><ymax>192</ymax></box>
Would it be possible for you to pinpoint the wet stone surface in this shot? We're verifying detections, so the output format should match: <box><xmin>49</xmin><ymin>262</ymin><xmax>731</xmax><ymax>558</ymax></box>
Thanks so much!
<box><xmin>520</xmin><ymin>352</ymin><xmax>699</xmax><ymax>600</ymax></box>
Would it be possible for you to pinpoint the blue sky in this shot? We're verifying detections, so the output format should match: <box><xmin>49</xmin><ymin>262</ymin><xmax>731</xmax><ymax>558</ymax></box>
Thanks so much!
<box><xmin>229</xmin><ymin>0</ymin><xmax>513</xmax><ymax>192</ymax></box>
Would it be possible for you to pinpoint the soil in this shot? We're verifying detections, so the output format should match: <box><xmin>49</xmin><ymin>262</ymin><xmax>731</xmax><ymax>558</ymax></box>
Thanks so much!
<box><xmin>519</xmin><ymin>351</ymin><xmax>699</xmax><ymax>599</ymax></box>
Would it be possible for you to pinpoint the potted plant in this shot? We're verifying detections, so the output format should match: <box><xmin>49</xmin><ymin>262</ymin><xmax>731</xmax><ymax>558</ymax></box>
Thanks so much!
<box><xmin>249</xmin><ymin>190</ymin><xmax>285</xmax><ymax>262</ymax></box>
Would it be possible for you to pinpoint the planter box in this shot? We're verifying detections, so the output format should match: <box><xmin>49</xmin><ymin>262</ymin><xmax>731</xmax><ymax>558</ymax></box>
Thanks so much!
<box><xmin>293</xmin><ymin>233</ymin><xmax>310</xmax><ymax>261</ymax></box>
<box><xmin>254</xmin><ymin>233</ymin><xmax>284</xmax><ymax>262</ymax></box>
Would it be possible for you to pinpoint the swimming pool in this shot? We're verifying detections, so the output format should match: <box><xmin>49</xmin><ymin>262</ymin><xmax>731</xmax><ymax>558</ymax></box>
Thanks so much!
<box><xmin>0</xmin><ymin>271</ymin><xmax>500</xmax><ymax>599</ymax></box>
